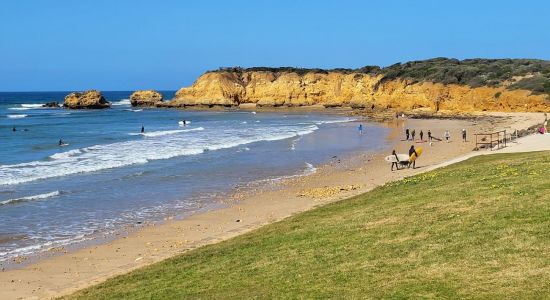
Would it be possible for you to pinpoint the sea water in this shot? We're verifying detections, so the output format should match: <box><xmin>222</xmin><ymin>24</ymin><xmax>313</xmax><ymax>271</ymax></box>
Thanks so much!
<box><xmin>0</xmin><ymin>91</ymin><xmax>390</xmax><ymax>265</ymax></box>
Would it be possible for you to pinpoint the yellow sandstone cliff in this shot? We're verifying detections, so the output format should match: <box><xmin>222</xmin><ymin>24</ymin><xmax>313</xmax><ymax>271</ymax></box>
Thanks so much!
<box><xmin>168</xmin><ymin>71</ymin><xmax>549</xmax><ymax>113</ymax></box>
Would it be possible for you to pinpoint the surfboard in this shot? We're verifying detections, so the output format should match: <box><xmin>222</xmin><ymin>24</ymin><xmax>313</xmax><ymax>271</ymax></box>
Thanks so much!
<box><xmin>178</xmin><ymin>121</ymin><xmax>191</xmax><ymax>126</ymax></box>
<box><xmin>59</xmin><ymin>143</ymin><xmax>69</xmax><ymax>147</ymax></box>
<box><xmin>385</xmin><ymin>154</ymin><xmax>409</xmax><ymax>163</ymax></box>
<box><xmin>409</xmin><ymin>147</ymin><xmax>423</xmax><ymax>162</ymax></box>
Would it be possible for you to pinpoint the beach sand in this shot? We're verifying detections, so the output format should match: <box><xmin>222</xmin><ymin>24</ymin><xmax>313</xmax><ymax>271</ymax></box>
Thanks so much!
<box><xmin>0</xmin><ymin>112</ymin><xmax>546</xmax><ymax>299</ymax></box>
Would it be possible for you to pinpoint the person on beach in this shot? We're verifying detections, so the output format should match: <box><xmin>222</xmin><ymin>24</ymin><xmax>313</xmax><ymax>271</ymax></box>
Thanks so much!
<box><xmin>462</xmin><ymin>129</ymin><xmax>467</xmax><ymax>142</ymax></box>
<box><xmin>358</xmin><ymin>124</ymin><xmax>363</xmax><ymax>135</ymax></box>
<box><xmin>391</xmin><ymin>149</ymin><xmax>399</xmax><ymax>171</ymax></box>
<box><xmin>428</xmin><ymin>130</ymin><xmax>432</xmax><ymax>141</ymax></box>
<box><xmin>420</xmin><ymin>130</ymin><xmax>424</xmax><ymax>141</ymax></box>
<box><xmin>412</xmin><ymin>129</ymin><xmax>416</xmax><ymax>140</ymax></box>
<box><xmin>141</xmin><ymin>125</ymin><xmax>145</xmax><ymax>133</ymax></box>
<box><xmin>444</xmin><ymin>130</ymin><xmax>450</xmax><ymax>142</ymax></box>
<box><xmin>408</xmin><ymin>145</ymin><xmax>418</xmax><ymax>169</ymax></box>
<box><xmin>405</xmin><ymin>128</ymin><xmax>410</xmax><ymax>140</ymax></box>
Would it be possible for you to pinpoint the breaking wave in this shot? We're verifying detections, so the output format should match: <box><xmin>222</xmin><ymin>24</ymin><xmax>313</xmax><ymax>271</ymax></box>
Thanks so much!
<box><xmin>7</xmin><ymin>114</ymin><xmax>27</xmax><ymax>119</ymax></box>
<box><xmin>0</xmin><ymin>191</ymin><xmax>61</xmax><ymax>206</ymax></box>
<box><xmin>0</xmin><ymin>124</ymin><xmax>319</xmax><ymax>185</ymax></box>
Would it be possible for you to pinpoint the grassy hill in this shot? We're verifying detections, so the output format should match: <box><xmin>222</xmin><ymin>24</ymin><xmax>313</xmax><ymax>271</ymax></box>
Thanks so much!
<box><xmin>67</xmin><ymin>152</ymin><xmax>550</xmax><ymax>299</ymax></box>
<box><xmin>211</xmin><ymin>58</ymin><xmax>550</xmax><ymax>97</ymax></box>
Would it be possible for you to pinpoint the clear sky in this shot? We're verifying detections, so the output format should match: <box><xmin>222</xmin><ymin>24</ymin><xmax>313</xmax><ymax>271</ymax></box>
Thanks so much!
<box><xmin>1</xmin><ymin>0</ymin><xmax>549</xmax><ymax>91</ymax></box>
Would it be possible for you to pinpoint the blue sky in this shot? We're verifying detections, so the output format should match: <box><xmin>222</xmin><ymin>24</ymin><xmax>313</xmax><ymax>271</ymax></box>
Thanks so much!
<box><xmin>1</xmin><ymin>0</ymin><xmax>549</xmax><ymax>91</ymax></box>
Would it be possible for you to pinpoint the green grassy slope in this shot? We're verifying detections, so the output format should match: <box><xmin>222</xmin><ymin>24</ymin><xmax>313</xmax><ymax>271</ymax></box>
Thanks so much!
<box><xmin>67</xmin><ymin>152</ymin><xmax>550</xmax><ymax>299</ymax></box>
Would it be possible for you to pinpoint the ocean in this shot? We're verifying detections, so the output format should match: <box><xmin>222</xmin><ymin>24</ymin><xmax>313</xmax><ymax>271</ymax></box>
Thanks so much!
<box><xmin>0</xmin><ymin>91</ymin><xmax>390</xmax><ymax>265</ymax></box>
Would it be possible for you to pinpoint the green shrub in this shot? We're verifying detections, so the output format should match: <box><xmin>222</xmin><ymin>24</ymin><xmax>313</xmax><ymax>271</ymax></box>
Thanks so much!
<box><xmin>210</xmin><ymin>58</ymin><xmax>550</xmax><ymax>96</ymax></box>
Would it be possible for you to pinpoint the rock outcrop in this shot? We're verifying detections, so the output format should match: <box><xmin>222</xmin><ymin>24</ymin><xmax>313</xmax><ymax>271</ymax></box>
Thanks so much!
<box><xmin>42</xmin><ymin>101</ymin><xmax>61</xmax><ymax>108</ymax></box>
<box><xmin>129</xmin><ymin>90</ymin><xmax>163</xmax><ymax>107</ymax></box>
<box><xmin>63</xmin><ymin>90</ymin><xmax>110</xmax><ymax>109</ymax></box>
<box><xmin>167</xmin><ymin>70</ymin><xmax>550</xmax><ymax>113</ymax></box>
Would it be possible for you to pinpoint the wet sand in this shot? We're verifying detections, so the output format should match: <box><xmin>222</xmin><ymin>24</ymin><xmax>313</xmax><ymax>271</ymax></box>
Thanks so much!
<box><xmin>0</xmin><ymin>112</ymin><xmax>545</xmax><ymax>299</ymax></box>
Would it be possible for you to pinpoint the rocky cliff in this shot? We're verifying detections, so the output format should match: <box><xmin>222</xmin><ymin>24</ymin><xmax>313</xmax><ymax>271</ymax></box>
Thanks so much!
<box><xmin>63</xmin><ymin>90</ymin><xmax>110</xmax><ymax>109</ymax></box>
<box><xmin>168</xmin><ymin>59</ymin><xmax>550</xmax><ymax>113</ymax></box>
<box><xmin>130</xmin><ymin>90</ymin><xmax>163</xmax><ymax>107</ymax></box>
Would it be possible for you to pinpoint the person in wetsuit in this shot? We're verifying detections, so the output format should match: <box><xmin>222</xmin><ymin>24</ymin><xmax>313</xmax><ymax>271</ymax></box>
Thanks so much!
<box><xmin>409</xmin><ymin>145</ymin><xmax>418</xmax><ymax>169</ymax></box>
<box><xmin>391</xmin><ymin>149</ymin><xmax>399</xmax><ymax>171</ymax></box>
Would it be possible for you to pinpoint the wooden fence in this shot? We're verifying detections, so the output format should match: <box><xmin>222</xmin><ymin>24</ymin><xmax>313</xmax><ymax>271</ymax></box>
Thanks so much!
<box><xmin>474</xmin><ymin>130</ymin><xmax>508</xmax><ymax>151</ymax></box>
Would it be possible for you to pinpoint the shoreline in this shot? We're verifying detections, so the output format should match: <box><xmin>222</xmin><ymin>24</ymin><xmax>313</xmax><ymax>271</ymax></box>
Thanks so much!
<box><xmin>0</xmin><ymin>112</ymin><xmax>546</xmax><ymax>299</ymax></box>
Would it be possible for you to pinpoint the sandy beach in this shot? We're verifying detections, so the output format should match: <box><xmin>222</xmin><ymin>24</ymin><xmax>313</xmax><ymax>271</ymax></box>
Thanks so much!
<box><xmin>0</xmin><ymin>112</ymin><xmax>546</xmax><ymax>300</ymax></box>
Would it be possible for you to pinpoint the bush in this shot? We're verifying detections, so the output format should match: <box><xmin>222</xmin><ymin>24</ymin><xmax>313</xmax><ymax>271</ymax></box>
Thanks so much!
<box><xmin>209</xmin><ymin>58</ymin><xmax>550</xmax><ymax>96</ymax></box>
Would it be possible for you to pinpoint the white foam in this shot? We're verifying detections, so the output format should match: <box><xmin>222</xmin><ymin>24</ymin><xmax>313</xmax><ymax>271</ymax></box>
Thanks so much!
<box><xmin>303</xmin><ymin>162</ymin><xmax>317</xmax><ymax>175</ymax></box>
<box><xmin>0</xmin><ymin>233</ymin><xmax>94</xmax><ymax>264</ymax></box>
<box><xmin>7</xmin><ymin>114</ymin><xmax>27</xmax><ymax>119</ymax></box>
<box><xmin>8</xmin><ymin>103</ymin><xmax>48</xmax><ymax>111</ymax></box>
<box><xmin>21</xmin><ymin>104</ymin><xmax>43</xmax><ymax>108</ymax></box>
<box><xmin>129</xmin><ymin>127</ymin><xmax>205</xmax><ymax>137</ymax></box>
<box><xmin>290</xmin><ymin>136</ymin><xmax>302</xmax><ymax>151</ymax></box>
<box><xmin>112</xmin><ymin>99</ymin><xmax>131</xmax><ymax>106</ymax></box>
<box><xmin>49</xmin><ymin>149</ymin><xmax>83</xmax><ymax>160</ymax></box>
<box><xmin>314</xmin><ymin>117</ymin><xmax>357</xmax><ymax>125</ymax></box>
<box><xmin>253</xmin><ymin>162</ymin><xmax>317</xmax><ymax>184</ymax></box>
<box><xmin>0</xmin><ymin>124</ymin><xmax>320</xmax><ymax>185</ymax></box>
<box><xmin>0</xmin><ymin>191</ymin><xmax>61</xmax><ymax>206</ymax></box>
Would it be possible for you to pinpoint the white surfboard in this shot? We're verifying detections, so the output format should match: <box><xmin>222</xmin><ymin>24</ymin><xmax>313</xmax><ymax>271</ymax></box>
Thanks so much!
<box><xmin>384</xmin><ymin>154</ymin><xmax>409</xmax><ymax>163</ymax></box>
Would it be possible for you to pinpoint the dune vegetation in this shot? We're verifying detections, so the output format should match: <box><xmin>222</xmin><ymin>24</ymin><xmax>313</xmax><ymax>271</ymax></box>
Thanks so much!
<box><xmin>211</xmin><ymin>58</ymin><xmax>550</xmax><ymax>96</ymax></box>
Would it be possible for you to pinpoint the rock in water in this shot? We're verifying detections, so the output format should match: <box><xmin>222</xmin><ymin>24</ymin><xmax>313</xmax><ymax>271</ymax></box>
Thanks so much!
<box><xmin>130</xmin><ymin>90</ymin><xmax>163</xmax><ymax>107</ymax></box>
<box><xmin>42</xmin><ymin>101</ymin><xmax>61</xmax><ymax>108</ymax></box>
<box><xmin>63</xmin><ymin>90</ymin><xmax>110</xmax><ymax>109</ymax></box>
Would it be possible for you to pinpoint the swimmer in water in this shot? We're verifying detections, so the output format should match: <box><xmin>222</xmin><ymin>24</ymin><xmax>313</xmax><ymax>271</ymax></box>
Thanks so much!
<box><xmin>141</xmin><ymin>125</ymin><xmax>145</xmax><ymax>133</ymax></box>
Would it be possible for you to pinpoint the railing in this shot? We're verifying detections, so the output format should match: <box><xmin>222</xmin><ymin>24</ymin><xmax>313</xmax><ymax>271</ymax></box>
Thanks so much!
<box><xmin>474</xmin><ymin>130</ymin><xmax>507</xmax><ymax>151</ymax></box>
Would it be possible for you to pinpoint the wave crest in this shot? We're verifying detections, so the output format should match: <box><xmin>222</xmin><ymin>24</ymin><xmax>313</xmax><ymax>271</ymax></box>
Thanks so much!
<box><xmin>0</xmin><ymin>191</ymin><xmax>61</xmax><ymax>206</ymax></box>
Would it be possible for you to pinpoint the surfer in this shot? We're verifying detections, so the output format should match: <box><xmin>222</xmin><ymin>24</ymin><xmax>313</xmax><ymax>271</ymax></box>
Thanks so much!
<box><xmin>58</xmin><ymin>138</ymin><xmax>65</xmax><ymax>146</ymax></box>
<box><xmin>420</xmin><ymin>130</ymin><xmax>424</xmax><ymax>141</ymax></box>
<box><xmin>12</xmin><ymin>126</ymin><xmax>16</xmax><ymax>132</ymax></box>
<box><xmin>409</xmin><ymin>145</ymin><xmax>418</xmax><ymax>169</ymax></box>
<box><xmin>141</xmin><ymin>125</ymin><xmax>145</xmax><ymax>133</ymax></box>
<box><xmin>390</xmin><ymin>150</ymin><xmax>399</xmax><ymax>171</ymax></box>
<box><xmin>358</xmin><ymin>124</ymin><xmax>363</xmax><ymax>135</ymax></box>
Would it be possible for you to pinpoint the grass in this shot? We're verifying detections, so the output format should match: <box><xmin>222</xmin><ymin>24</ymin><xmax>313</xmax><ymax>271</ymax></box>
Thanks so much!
<box><xmin>67</xmin><ymin>152</ymin><xmax>550</xmax><ymax>299</ymax></box>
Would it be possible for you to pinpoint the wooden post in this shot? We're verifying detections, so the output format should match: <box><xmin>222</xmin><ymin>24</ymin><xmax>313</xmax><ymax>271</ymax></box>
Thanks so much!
<box><xmin>504</xmin><ymin>129</ymin><xmax>506</xmax><ymax>148</ymax></box>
